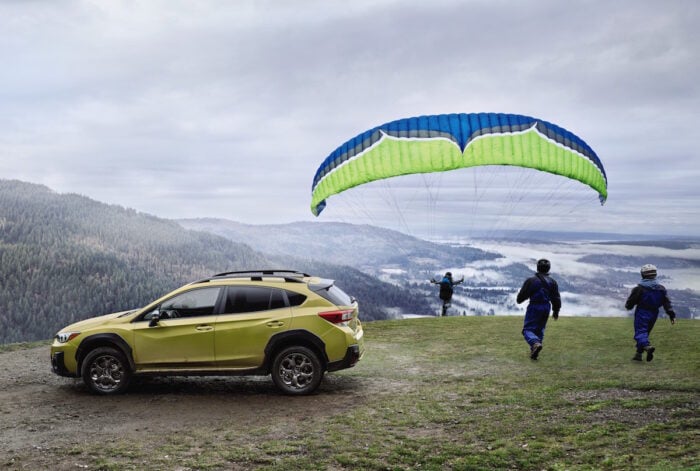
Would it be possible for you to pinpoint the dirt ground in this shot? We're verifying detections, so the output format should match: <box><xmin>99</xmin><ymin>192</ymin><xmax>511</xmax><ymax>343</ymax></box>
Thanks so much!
<box><xmin>0</xmin><ymin>346</ymin><xmax>372</xmax><ymax>469</ymax></box>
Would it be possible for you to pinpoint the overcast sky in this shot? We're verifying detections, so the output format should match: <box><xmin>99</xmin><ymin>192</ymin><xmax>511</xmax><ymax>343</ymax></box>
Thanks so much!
<box><xmin>1</xmin><ymin>0</ymin><xmax>698</xmax><ymax>237</ymax></box>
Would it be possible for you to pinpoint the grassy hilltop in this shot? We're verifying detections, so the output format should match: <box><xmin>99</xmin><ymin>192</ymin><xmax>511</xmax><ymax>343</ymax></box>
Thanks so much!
<box><xmin>3</xmin><ymin>316</ymin><xmax>698</xmax><ymax>470</ymax></box>
<box><xmin>346</xmin><ymin>316</ymin><xmax>699</xmax><ymax>470</ymax></box>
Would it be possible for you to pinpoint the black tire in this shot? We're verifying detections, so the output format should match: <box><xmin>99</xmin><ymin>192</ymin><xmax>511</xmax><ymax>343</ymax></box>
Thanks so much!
<box><xmin>81</xmin><ymin>347</ymin><xmax>132</xmax><ymax>395</ymax></box>
<box><xmin>271</xmin><ymin>346</ymin><xmax>323</xmax><ymax>395</ymax></box>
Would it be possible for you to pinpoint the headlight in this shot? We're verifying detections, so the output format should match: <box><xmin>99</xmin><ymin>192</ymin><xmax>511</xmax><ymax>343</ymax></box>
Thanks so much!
<box><xmin>55</xmin><ymin>331</ymin><xmax>80</xmax><ymax>343</ymax></box>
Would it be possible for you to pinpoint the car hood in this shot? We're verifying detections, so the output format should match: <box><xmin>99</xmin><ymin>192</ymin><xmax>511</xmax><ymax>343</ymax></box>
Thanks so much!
<box><xmin>59</xmin><ymin>310</ymin><xmax>134</xmax><ymax>332</ymax></box>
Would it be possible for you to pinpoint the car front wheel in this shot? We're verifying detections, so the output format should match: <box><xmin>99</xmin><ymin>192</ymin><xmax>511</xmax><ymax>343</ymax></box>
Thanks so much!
<box><xmin>271</xmin><ymin>346</ymin><xmax>323</xmax><ymax>395</ymax></box>
<box><xmin>81</xmin><ymin>347</ymin><xmax>131</xmax><ymax>395</ymax></box>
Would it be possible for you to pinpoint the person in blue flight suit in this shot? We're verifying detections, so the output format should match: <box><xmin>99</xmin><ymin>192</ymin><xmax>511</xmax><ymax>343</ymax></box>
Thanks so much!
<box><xmin>431</xmin><ymin>272</ymin><xmax>464</xmax><ymax>316</ymax></box>
<box><xmin>625</xmin><ymin>264</ymin><xmax>676</xmax><ymax>362</ymax></box>
<box><xmin>516</xmin><ymin>259</ymin><xmax>561</xmax><ymax>360</ymax></box>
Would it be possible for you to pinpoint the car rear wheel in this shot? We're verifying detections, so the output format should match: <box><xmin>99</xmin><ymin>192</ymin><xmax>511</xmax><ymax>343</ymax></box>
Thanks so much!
<box><xmin>271</xmin><ymin>346</ymin><xmax>323</xmax><ymax>395</ymax></box>
<box><xmin>81</xmin><ymin>347</ymin><xmax>131</xmax><ymax>395</ymax></box>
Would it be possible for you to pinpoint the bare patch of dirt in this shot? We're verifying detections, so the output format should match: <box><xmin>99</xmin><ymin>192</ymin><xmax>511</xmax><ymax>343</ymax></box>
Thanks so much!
<box><xmin>562</xmin><ymin>388</ymin><xmax>667</xmax><ymax>402</ymax></box>
<box><xmin>0</xmin><ymin>346</ymin><xmax>384</xmax><ymax>468</ymax></box>
<box><xmin>562</xmin><ymin>387</ymin><xmax>693</xmax><ymax>427</ymax></box>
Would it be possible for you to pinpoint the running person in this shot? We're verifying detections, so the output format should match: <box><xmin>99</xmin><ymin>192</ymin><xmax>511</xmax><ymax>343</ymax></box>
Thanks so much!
<box><xmin>516</xmin><ymin>259</ymin><xmax>561</xmax><ymax>360</ymax></box>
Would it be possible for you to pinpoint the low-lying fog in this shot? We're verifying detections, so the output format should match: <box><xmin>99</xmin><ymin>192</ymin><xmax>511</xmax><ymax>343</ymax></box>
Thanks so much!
<box><xmin>389</xmin><ymin>238</ymin><xmax>700</xmax><ymax>319</ymax></box>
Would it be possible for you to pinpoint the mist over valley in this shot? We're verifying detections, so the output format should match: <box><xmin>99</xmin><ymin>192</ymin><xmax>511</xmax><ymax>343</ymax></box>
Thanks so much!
<box><xmin>179</xmin><ymin>219</ymin><xmax>700</xmax><ymax>321</ymax></box>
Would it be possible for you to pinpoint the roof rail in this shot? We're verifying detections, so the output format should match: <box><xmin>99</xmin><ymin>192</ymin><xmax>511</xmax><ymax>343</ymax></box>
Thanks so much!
<box><xmin>190</xmin><ymin>270</ymin><xmax>311</xmax><ymax>285</ymax></box>
<box><xmin>212</xmin><ymin>269</ymin><xmax>310</xmax><ymax>278</ymax></box>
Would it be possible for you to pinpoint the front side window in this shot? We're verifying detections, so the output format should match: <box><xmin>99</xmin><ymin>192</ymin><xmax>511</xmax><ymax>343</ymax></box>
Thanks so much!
<box><xmin>143</xmin><ymin>287</ymin><xmax>221</xmax><ymax>320</ymax></box>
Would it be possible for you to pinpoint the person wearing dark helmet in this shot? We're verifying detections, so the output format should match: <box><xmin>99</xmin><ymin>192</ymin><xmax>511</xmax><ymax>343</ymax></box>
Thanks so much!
<box><xmin>516</xmin><ymin>259</ymin><xmax>561</xmax><ymax>360</ymax></box>
<box><xmin>625</xmin><ymin>264</ymin><xmax>676</xmax><ymax>362</ymax></box>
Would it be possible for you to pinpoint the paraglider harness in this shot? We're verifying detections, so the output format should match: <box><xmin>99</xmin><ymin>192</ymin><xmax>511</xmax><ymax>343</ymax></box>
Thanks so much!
<box><xmin>534</xmin><ymin>273</ymin><xmax>553</xmax><ymax>302</ymax></box>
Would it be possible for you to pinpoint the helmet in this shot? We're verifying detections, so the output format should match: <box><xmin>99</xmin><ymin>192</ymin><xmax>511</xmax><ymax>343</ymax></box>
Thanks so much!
<box><xmin>641</xmin><ymin>264</ymin><xmax>657</xmax><ymax>279</ymax></box>
<box><xmin>536</xmin><ymin>259</ymin><xmax>551</xmax><ymax>274</ymax></box>
<box><xmin>445</xmin><ymin>272</ymin><xmax>452</xmax><ymax>277</ymax></box>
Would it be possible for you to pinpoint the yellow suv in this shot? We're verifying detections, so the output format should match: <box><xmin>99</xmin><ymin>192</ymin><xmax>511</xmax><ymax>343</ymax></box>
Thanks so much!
<box><xmin>51</xmin><ymin>270</ymin><xmax>364</xmax><ymax>395</ymax></box>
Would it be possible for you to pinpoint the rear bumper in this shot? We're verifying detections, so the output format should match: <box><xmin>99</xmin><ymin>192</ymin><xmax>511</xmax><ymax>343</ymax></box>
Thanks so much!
<box><xmin>327</xmin><ymin>344</ymin><xmax>362</xmax><ymax>372</ymax></box>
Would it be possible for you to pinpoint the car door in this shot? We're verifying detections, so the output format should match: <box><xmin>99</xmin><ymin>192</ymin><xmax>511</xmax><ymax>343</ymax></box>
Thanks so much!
<box><xmin>131</xmin><ymin>287</ymin><xmax>222</xmax><ymax>370</ymax></box>
<box><xmin>214</xmin><ymin>285</ymin><xmax>291</xmax><ymax>368</ymax></box>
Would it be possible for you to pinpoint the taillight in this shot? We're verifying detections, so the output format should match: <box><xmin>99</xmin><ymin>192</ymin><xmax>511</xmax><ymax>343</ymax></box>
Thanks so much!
<box><xmin>318</xmin><ymin>309</ymin><xmax>354</xmax><ymax>324</ymax></box>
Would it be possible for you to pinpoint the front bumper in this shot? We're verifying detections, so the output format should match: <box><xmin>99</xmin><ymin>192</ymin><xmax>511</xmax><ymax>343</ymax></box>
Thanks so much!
<box><xmin>51</xmin><ymin>351</ymin><xmax>78</xmax><ymax>377</ymax></box>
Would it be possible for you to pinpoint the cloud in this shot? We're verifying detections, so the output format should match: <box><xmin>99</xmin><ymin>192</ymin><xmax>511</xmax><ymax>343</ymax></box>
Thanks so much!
<box><xmin>0</xmin><ymin>0</ymin><xmax>698</xmax><ymax>235</ymax></box>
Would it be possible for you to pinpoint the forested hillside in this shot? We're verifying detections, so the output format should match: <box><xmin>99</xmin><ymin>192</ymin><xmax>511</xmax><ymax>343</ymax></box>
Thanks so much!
<box><xmin>0</xmin><ymin>180</ymin><xmax>426</xmax><ymax>343</ymax></box>
<box><xmin>0</xmin><ymin>180</ymin><xmax>270</xmax><ymax>343</ymax></box>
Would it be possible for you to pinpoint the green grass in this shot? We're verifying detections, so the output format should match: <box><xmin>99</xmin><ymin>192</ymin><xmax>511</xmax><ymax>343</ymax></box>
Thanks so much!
<box><xmin>15</xmin><ymin>317</ymin><xmax>700</xmax><ymax>469</ymax></box>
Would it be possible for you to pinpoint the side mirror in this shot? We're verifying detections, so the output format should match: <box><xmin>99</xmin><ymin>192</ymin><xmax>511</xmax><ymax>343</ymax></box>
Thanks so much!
<box><xmin>149</xmin><ymin>312</ymin><xmax>161</xmax><ymax>328</ymax></box>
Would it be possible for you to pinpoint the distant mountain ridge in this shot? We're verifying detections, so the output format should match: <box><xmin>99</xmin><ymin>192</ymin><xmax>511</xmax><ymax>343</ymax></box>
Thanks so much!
<box><xmin>177</xmin><ymin>218</ymin><xmax>500</xmax><ymax>271</ymax></box>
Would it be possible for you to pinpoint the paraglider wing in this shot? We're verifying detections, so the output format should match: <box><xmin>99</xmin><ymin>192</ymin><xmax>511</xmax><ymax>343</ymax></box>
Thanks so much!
<box><xmin>310</xmin><ymin>113</ymin><xmax>607</xmax><ymax>216</ymax></box>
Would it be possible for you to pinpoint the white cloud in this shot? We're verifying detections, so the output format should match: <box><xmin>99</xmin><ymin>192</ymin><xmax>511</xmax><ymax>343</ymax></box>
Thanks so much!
<box><xmin>0</xmin><ymin>0</ymin><xmax>698</xmax><ymax>235</ymax></box>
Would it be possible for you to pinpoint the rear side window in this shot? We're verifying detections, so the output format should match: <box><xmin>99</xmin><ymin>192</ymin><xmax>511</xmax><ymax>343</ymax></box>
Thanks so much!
<box><xmin>313</xmin><ymin>283</ymin><xmax>354</xmax><ymax>307</ymax></box>
<box><xmin>224</xmin><ymin>286</ymin><xmax>286</xmax><ymax>314</ymax></box>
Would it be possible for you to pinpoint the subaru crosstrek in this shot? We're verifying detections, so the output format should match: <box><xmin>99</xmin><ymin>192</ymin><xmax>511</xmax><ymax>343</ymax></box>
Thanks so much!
<box><xmin>51</xmin><ymin>270</ymin><xmax>364</xmax><ymax>395</ymax></box>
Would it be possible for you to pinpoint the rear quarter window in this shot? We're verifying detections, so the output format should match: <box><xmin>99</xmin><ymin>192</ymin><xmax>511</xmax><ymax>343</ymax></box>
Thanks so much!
<box><xmin>285</xmin><ymin>290</ymin><xmax>307</xmax><ymax>307</ymax></box>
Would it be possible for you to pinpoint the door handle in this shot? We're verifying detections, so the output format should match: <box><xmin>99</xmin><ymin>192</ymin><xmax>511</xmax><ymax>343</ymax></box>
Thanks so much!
<box><xmin>266</xmin><ymin>321</ymin><xmax>285</xmax><ymax>328</ymax></box>
<box><xmin>196</xmin><ymin>325</ymin><xmax>213</xmax><ymax>332</ymax></box>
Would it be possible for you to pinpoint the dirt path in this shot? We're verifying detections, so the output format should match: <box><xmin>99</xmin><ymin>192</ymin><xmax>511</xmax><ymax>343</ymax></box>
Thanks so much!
<box><xmin>0</xmin><ymin>346</ymin><xmax>374</xmax><ymax>469</ymax></box>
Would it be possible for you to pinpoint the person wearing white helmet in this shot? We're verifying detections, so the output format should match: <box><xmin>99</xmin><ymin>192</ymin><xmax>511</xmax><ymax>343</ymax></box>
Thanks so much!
<box><xmin>625</xmin><ymin>264</ymin><xmax>676</xmax><ymax>362</ymax></box>
<box><xmin>516</xmin><ymin>259</ymin><xmax>561</xmax><ymax>360</ymax></box>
